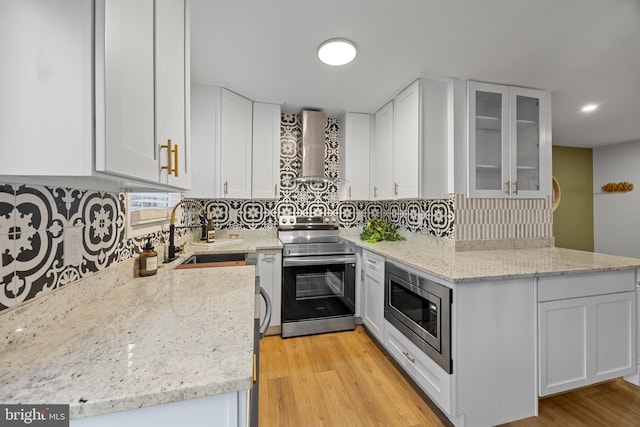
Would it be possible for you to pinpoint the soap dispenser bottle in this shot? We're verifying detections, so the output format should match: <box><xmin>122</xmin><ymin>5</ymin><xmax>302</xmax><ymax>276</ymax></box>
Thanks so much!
<box><xmin>139</xmin><ymin>238</ymin><xmax>158</xmax><ymax>277</ymax></box>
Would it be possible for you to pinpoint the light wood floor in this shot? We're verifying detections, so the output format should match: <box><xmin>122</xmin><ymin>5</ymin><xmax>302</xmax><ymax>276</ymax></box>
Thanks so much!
<box><xmin>259</xmin><ymin>326</ymin><xmax>640</xmax><ymax>427</ymax></box>
<box><xmin>259</xmin><ymin>326</ymin><xmax>449</xmax><ymax>427</ymax></box>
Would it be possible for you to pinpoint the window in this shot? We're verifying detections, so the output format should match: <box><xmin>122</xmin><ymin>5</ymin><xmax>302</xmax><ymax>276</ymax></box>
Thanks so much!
<box><xmin>126</xmin><ymin>192</ymin><xmax>182</xmax><ymax>238</ymax></box>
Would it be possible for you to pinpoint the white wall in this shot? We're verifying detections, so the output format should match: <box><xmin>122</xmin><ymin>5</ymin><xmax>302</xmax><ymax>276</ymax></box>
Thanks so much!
<box><xmin>593</xmin><ymin>140</ymin><xmax>640</xmax><ymax>258</ymax></box>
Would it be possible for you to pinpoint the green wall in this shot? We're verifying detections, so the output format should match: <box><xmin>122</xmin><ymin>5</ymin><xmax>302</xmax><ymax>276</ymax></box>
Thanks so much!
<box><xmin>552</xmin><ymin>146</ymin><xmax>594</xmax><ymax>251</ymax></box>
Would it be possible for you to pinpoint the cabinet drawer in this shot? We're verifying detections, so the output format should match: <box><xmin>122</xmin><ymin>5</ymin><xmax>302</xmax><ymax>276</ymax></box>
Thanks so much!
<box><xmin>538</xmin><ymin>270</ymin><xmax>636</xmax><ymax>302</ymax></box>
<box><xmin>363</xmin><ymin>250</ymin><xmax>385</xmax><ymax>275</ymax></box>
<box><xmin>384</xmin><ymin>320</ymin><xmax>452</xmax><ymax>415</ymax></box>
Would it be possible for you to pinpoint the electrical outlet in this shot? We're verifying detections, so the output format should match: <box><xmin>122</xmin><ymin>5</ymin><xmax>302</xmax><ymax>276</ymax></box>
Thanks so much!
<box><xmin>63</xmin><ymin>227</ymin><xmax>83</xmax><ymax>266</ymax></box>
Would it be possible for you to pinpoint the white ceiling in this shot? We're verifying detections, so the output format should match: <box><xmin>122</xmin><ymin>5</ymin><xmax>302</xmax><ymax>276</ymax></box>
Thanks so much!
<box><xmin>191</xmin><ymin>0</ymin><xmax>640</xmax><ymax>148</ymax></box>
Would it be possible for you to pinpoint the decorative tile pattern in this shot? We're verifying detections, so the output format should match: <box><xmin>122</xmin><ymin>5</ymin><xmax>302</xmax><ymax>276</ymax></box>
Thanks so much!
<box><xmin>0</xmin><ymin>115</ymin><xmax>458</xmax><ymax>312</ymax></box>
<box><xmin>278</xmin><ymin>113</ymin><xmax>340</xmax><ymax>216</ymax></box>
<box><xmin>454</xmin><ymin>194</ymin><xmax>552</xmax><ymax>241</ymax></box>
<box><xmin>0</xmin><ymin>185</ymin><xmax>198</xmax><ymax>312</ymax></box>
<box><xmin>196</xmin><ymin>114</ymin><xmax>455</xmax><ymax>237</ymax></box>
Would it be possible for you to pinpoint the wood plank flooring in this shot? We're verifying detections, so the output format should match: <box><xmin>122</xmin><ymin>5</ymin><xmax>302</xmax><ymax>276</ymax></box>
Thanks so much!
<box><xmin>259</xmin><ymin>326</ymin><xmax>640</xmax><ymax>427</ymax></box>
<box><xmin>259</xmin><ymin>326</ymin><xmax>448</xmax><ymax>427</ymax></box>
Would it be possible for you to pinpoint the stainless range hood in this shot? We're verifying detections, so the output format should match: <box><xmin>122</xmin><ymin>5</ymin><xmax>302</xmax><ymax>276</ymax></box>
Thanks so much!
<box><xmin>295</xmin><ymin>110</ymin><xmax>333</xmax><ymax>183</ymax></box>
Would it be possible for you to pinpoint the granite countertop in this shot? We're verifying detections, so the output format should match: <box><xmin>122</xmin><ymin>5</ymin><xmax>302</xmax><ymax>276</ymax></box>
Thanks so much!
<box><xmin>0</xmin><ymin>237</ymin><xmax>278</xmax><ymax>419</ymax></box>
<box><xmin>344</xmin><ymin>233</ymin><xmax>640</xmax><ymax>283</ymax></box>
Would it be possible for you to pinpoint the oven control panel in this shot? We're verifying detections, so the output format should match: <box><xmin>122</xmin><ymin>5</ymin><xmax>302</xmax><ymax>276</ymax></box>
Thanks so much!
<box><xmin>278</xmin><ymin>215</ymin><xmax>338</xmax><ymax>229</ymax></box>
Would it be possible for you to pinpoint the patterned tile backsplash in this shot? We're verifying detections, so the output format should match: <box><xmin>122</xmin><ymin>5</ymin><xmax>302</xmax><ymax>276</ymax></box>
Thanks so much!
<box><xmin>1</xmin><ymin>113</ymin><xmax>553</xmax><ymax>313</ymax></box>
<box><xmin>0</xmin><ymin>184</ymin><xmax>196</xmax><ymax>312</ymax></box>
<box><xmin>0</xmin><ymin>114</ymin><xmax>453</xmax><ymax>312</ymax></box>
<box><xmin>199</xmin><ymin>114</ymin><xmax>455</xmax><ymax>236</ymax></box>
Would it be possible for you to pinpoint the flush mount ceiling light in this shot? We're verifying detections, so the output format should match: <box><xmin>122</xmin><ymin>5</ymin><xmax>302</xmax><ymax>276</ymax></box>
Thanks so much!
<box><xmin>581</xmin><ymin>103</ymin><xmax>599</xmax><ymax>113</ymax></box>
<box><xmin>317</xmin><ymin>38</ymin><xmax>357</xmax><ymax>66</ymax></box>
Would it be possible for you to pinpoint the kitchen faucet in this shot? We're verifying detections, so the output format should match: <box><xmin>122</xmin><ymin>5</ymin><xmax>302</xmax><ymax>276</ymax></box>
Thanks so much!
<box><xmin>166</xmin><ymin>198</ymin><xmax>205</xmax><ymax>262</ymax></box>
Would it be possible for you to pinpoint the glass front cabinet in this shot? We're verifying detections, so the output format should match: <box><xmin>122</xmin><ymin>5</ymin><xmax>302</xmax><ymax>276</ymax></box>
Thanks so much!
<box><xmin>467</xmin><ymin>81</ymin><xmax>551</xmax><ymax>198</ymax></box>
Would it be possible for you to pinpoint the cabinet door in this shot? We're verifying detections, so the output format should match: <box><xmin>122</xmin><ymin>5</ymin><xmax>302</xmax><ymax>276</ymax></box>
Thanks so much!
<box><xmin>156</xmin><ymin>0</ymin><xmax>190</xmax><ymax>189</ymax></box>
<box><xmin>593</xmin><ymin>292</ymin><xmax>636</xmax><ymax>383</ymax></box>
<box><xmin>362</xmin><ymin>251</ymin><xmax>384</xmax><ymax>341</ymax></box>
<box><xmin>220</xmin><ymin>89</ymin><xmax>253</xmax><ymax>199</ymax></box>
<box><xmin>0</xmin><ymin>0</ymin><xmax>93</xmax><ymax>176</ymax></box>
<box><xmin>393</xmin><ymin>80</ymin><xmax>420</xmax><ymax>199</ymax></box>
<box><xmin>99</xmin><ymin>0</ymin><xmax>157</xmax><ymax>182</ymax></box>
<box><xmin>509</xmin><ymin>87</ymin><xmax>551</xmax><ymax>198</ymax></box>
<box><xmin>539</xmin><ymin>298</ymin><xmax>589</xmax><ymax>396</ymax></box>
<box><xmin>467</xmin><ymin>81</ymin><xmax>510</xmax><ymax>198</ymax></box>
<box><xmin>341</xmin><ymin>113</ymin><xmax>371</xmax><ymax>200</ymax></box>
<box><xmin>258</xmin><ymin>250</ymin><xmax>282</xmax><ymax>330</ymax></box>
<box><xmin>252</xmin><ymin>103</ymin><xmax>281</xmax><ymax>199</ymax></box>
<box><xmin>187</xmin><ymin>84</ymin><xmax>218</xmax><ymax>198</ymax></box>
<box><xmin>372</xmin><ymin>102</ymin><xmax>394</xmax><ymax>200</ymax></box>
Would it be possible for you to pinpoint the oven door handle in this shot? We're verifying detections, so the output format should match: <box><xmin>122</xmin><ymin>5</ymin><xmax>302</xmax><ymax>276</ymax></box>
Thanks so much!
<box><xmin>283</xmin><ymin>255</ymin><xmax>356</xmax><ymax>267</ymax></box>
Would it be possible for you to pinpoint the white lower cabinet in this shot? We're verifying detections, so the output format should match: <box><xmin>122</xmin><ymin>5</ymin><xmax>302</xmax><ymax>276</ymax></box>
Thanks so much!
<box><xmin>384</xmin><ymin>320</ymin><xmax>452</xmax><ymax>415</ymax></box>
<box><xmin>257</xmin><ymin>250</ymin><xmax>282</xmax><ymax>334</ymax></box>
<box><xmin>538</xmin><ymin>271</ymin><xmax>637</xmax><ymax>396</ymax></box>
<box><xmin>71</xmin><ymin>390</ymin><xmax>249</xmax><ymax>427</ymax></box>
<box><xmin>539</xmin><ymin>291</ymin><xmax>637</xmax><ymax>396</ymax></box>
<box><xmin>361</xmin><ymin>250</ymin><xmax>384</xmax><ymax>342</ymax></box>
<box><xmin>455</xmin><ymin>278</ymin><xmax>537</xmax><ymax>427</ymax></box>
<box><xmin>624</xmin><ymin>287</ymin><xmax>640</xmax><ymax>385</ymax></box>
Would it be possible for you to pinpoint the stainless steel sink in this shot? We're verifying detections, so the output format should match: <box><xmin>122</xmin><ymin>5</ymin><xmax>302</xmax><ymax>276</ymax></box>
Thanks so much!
<box><xmin>174</xmin><ymin>252</ymin><xmax>256</xmax><ymax>269</ymax></box>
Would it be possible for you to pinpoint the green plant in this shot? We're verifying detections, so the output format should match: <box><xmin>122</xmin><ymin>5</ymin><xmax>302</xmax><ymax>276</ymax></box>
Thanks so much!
<box><xmin>360</xmin><ymin>218</ymin><xmax>405</xmax><ymax>243</ymax></box>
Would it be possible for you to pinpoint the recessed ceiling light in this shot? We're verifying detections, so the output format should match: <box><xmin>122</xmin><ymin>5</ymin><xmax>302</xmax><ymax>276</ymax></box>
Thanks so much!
<box><xmin>317</xmin><ymin>38</ymin><xmax>357</xmax><ymax>66</ymax></box>
<box><xmin>581</xmin><ymin>103</ymin><xmax>599</xmax><ymax>113</ymax></box>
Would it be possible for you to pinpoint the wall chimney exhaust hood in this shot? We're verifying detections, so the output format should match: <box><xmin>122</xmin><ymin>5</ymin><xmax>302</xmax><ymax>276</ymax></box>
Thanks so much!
<box><xmin>294</xmin><ymin>110</ymin><xmax>336</xmax><ymax>183</ymax></box>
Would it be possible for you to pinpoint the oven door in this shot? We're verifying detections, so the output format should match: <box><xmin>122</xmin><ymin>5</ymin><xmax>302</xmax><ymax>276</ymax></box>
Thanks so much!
<box><xmin>282</xmin><ymin>255</ymin><xmax>356</xmax><ymax>322</ymax></box>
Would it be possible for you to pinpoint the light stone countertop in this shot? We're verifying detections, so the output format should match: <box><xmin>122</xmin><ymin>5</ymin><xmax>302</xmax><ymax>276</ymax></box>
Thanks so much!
<box><xmin>343</xmin><ymin>232</ymin><xmax>640</xmax><ymax>283</ymax></box>
<box><xmin>0</xmin><ymin>236</ymin><xmax>282</xmax><ymax>419</ymax></box>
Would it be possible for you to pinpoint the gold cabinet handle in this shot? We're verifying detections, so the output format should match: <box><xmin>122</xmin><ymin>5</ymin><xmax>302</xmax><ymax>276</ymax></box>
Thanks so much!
<box><xmin>348</xmin><ymin>186</ymin><xmax>352</xmax><ymax>199</ymax></box>
<box><xmin>161</xmin><ymin>139</ymin><xmax>178</xmax><ymax>177</ymax></box>
<box><xmin>505</xmin><ymin>180</ymin><xmax>511</xmax><ymax>194</ymax></box>
<box><xmin>394</xmin><ymin>182</ymin><xmax>399</xmax><ymax>196</ymax></box>
<box><xmin>274</xmin><ymin>184</ymin><xmax>278</xmax><ymax>198</ymax></box>
<box><xmin>373</xmin><ymin>186</ymin><xmax>378</xmax><ymax>198</ymax></box>
<box><xmin>361</xmin><ymin>268</ymin><xmax>365</xmax><ymax>282</ymax></box>
<box><xmin>514</xmin><ymin>180</ymin><xmax>519</xmax><ymax>195</ymax></box>
<box><xmin>224</xmin><ymin>181</ymin><xmax>229</xmax><ymax>196</ymax></box>
<box><xmin>402</xmin><ymin>351</ymin><xmax>415</xmax><ymax>364</ymax></box>
<box><xmin>253</xmin><ymin>354</ymin><xmax>257</xmax><ymax>383</ymax></box>
<box><xmin>173</xmin><ymin>144</ymin><xmax>179</xmax><ymax>177</ymax></box>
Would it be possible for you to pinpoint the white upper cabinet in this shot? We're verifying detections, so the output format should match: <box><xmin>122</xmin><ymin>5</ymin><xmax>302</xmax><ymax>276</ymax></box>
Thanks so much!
<box><xmin>372</xmin><ymin>78</ymin><xmax>453</xmax><ymax>200</ymax></box>
<box><xmin>372</xmin><ymin>101</ymin><xmax>395</xmax><ymax>200</ymax></box>
<box><xmin>190</xmin><ymin>86</ymin><xmax>280</xmax><ymax>200</ymax></box>
<box><xmin>156</xmin><ymin>0</ymin><xmax>191</xmax><ymax>189</ymax></box>
<box><xmin>1</xmin><ymin>0</ymin><xmax>94</xmax><ymax>178</ymax></box>
<box><xmin>98</xmin><ymin>0</ymin><xmax>191</xmax><ymax>190</ymax></box>
<box><xmin>393</xmin><ymin>81</ymin><xmax>421</xmax><ymax>199</ymax></box>
<box><xmin>340</xmin><ymin>112</ymin><xmax>372</xmax><ymax>201</ymax></box>
<box><xmin>252</xmin><ymin>102</ymin><xmax>282</xmax><ymax>199</ymax></box>
<box><xmin>219</xmin><ymin>89</ymin><xmax>253</xmax><ymax>199</ymax></box>
<box><xmin>0</xmin><ymin>0</ymin><xmax>191</xmax><ymax>192</ymax></box>
<box><xmin>98</xmin><ymin>0</ymin><xmax>157</xmax><ymax>182</ymax></box>
<box><xmin>467</xmin><ymin>81</ymin><xmax>551</xmax><ymax>198</ymax></box>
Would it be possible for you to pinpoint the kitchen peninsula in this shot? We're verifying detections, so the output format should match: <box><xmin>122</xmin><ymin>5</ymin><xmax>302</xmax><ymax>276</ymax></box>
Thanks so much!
<box><xmin>346</xmin><ymin>231</ymin><xmax>640</xmax><ymax>426</ymax></box>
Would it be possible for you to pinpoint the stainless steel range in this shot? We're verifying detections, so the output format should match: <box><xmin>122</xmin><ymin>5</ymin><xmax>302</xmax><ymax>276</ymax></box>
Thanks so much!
<box><xmin>279</xmin><ymin>215</ymin><xmax>357</xmax><ymax>338</ymax></box>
